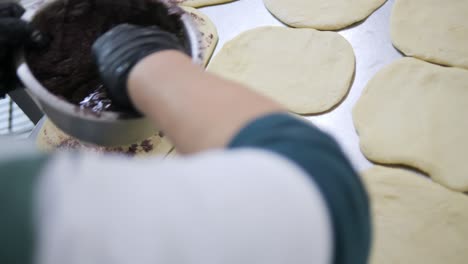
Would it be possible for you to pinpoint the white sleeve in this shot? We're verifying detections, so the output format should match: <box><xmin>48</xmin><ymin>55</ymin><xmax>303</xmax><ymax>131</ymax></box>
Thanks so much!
<box><xmin>36</xmin><ymin>149</ymin><xmax>333</xmax><ymax>264</ymax></box>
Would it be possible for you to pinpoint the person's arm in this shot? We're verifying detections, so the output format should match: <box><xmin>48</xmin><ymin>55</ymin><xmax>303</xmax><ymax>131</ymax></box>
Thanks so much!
<box><xmin>1</xmin><ymin>23</ymin><xmax>370</xmax><ymax>264</ymax></box>
<box><xmin>128</xmin><ymin>51</ymin><xmax>283</xmax><ymax>153</ymax></box>
<box><xmin>93</xmin><ymin>25</ymin><xmax>371</xmax><ymax>264</ymax></box>
<box><xmin>93</xmin><ymin>24</ymin><xmax>283</xmax><ymax>154</ymax></box>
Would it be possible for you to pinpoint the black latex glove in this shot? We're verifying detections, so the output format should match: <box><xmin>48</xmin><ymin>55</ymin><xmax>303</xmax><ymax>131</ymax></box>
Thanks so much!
<box><xmin>92</xmin><ymin>23</ymin><xmax>188</xmax><ymax>112</ymax></box>
<box><xmin>0</xmin><ymin>2</ymin><xmax>49</xmax><ymax>98</ymax></box>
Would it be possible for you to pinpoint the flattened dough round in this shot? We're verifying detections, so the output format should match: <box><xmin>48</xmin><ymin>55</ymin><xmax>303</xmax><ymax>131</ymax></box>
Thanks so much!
<box><xmin>353</xmin><ymin>57</ymin><xmax>468</xmax><ymax>191</ymax></box>
<box><xmin>37</xmin><ymin>119</ymin><xmax>173</xmax><ymax>157</ymax></box>
<box><xmin>391</xmin><ymin>0</ymin><xmax>468</xmax><ymax>69</ymax></box>
<box><xmin>208</xmin><ymin>26</ymin><xmax>355</xmax><ymax>114</ymax></box>
<box><xmin>363</xmin><ymin>166</ymin><xmax>468</xmax><ymax>264</ymax></box>
<box><xmin>181</xmin><ymin>6</ymin><xmax>218</xmax><ymax>66</ymax></box>
<box><xmin>264</xmin><ymin>0</ymin><xmax>386</xmax><ymax>30</ymax></box>
<box><xmin>171</xmin><ymin>0</ymin><xmax>237</xmax><ymax>8</ymax></box>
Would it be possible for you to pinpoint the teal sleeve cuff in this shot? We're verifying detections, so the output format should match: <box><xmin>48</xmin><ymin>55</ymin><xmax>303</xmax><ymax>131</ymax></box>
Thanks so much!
<box><xmin>0</xmin><ymin>154</ymin><xmax>49</xmax><ymax>264</ymax></box>
<box><xmin>229</xmin><ymin>113</ymin><xmax>371</xmax><ymax>264</ymax></box>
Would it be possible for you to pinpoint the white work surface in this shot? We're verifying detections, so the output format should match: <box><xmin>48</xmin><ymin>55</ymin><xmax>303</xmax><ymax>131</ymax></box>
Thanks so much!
<box><xmin>200</xmin><ymin>0</ymin><xmax>402</xmax><ymax>171</ymax></box>
<box><xmin>27</xmin><ymin>0</ymin><xmax>403</xmax><ymax>171</ymax></box>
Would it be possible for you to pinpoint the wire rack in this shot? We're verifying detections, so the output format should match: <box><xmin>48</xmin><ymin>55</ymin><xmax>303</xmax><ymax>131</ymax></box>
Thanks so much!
<box><xmin>0</xmin><ymin>96</ymin><xmax>35</xmax><ymax>138</ymax></box>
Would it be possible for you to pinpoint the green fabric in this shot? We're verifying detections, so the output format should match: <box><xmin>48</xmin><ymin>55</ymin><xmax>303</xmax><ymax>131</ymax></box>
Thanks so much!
<box><xmin>229</xmin><ymin>113</ymin><xmax>371</xmax><ymax>264</ymax></box>
<box><xmin>0</xmin><ymin>154</ymin><xmax>49</xmax><ymax>264</ymax></box>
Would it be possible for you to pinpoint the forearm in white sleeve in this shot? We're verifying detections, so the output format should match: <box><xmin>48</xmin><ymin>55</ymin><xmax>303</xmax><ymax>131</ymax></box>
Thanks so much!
<box><xmin>35</xmin><ymin>149</ymin><xmax>332</xmax><ymax>264</ymax></box>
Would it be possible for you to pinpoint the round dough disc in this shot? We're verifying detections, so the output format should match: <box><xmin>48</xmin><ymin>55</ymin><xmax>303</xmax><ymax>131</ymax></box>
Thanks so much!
<box><xmin>263</xmin><ymin>0</ymin><xmax>386</xmax><ymax>30</ymax></box>
<box><xmin>181</xmin><ymin>6</ymin><xmax>218</xmax><ymax>66</ymax></box>
<box><xmin>172</xmin><ymin>0</ymin><xmax>237</xmax><ymax>8</ymax></box>
<box><xmin>37</xmin><ymin>119</ymin><xmax>173</xmax><ymax>157</ymax></box>
<box><xmin>391</xmin><ymin>0</ymin><xmax>468</xmax><ymax>69</ymax></box>
<box><xmin>353</xmin><ymin>57</ymin><xmax>468</xmax><ymax>191</ymax></box>
<box><xmin>208</xmin><ymin>26</ymin><xmax>355</xmax><ymax>114</ymax></box>
<box><xmin>363</xmin><ymin>166</ymin><xmax>468</xmax><ymax>264</ymax></box>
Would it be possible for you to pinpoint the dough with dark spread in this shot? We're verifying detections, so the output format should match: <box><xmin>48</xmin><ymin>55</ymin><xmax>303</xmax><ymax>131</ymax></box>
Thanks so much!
<box><xmin>37</xmin><ymin>119</ymin><xmax>173</xmax><ymax>157</ymax></box>
<box><xmin>181</xmin><ymin>6</ymin><xmax>218</xmax><ymax>66</ymax></box>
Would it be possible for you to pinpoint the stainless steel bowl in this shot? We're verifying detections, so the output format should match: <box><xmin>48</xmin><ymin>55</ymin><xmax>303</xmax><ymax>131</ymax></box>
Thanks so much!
<box><xmin>16</xmin><ymin>0</ymin><xmax>202</xmax><ymax>146</ymax></box>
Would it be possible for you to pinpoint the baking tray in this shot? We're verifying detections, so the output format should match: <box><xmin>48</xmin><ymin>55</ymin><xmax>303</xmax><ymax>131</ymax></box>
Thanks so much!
<box><xmin>28</xmin><ymin>0</ymin><xmax>403</xmax><ymax>171</ymax></box>
<box><xmin>200</xmin><ymin>0</ymin><xmax>402</xmax><ymax>171</ymax></box>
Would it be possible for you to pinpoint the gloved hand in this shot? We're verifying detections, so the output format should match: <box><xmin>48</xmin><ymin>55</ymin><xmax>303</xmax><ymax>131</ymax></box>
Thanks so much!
<box><xmin>0</xmin><ymin>2</ymin><xmax>49</xmax><ymax>98</ymax></box>
<box><xmin>92</xmin><ymin>24</ymin><xmax>188</xmax><ymax>112</ymax></box>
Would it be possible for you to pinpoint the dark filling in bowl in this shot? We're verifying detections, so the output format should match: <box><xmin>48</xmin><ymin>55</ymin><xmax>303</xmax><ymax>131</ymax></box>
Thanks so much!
<box><xmin>27</xmin><ymin>0</ymin><xmax>187</xmax><ymax>113</ymax></box>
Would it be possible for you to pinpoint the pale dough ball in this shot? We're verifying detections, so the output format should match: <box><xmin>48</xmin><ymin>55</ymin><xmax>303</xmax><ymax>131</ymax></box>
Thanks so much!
<box><xmin>263</xmin><ymin>0</ymin><xmax>386</xmax><ymax>30</ymax></box>
<box><xmin>391</xmin><ymin>0</ymin><xmax>468</xmax><ymax>69</ymax></box>
<box><xmin>181</xmin><ymin>6</ymin><xmax>218</xmax><ymax>66</ymax></box>
<box><xmin>353</xmin><ymin>57</ymin><xmax>468</xmax><ymax>191</ymax></box>
<box><xmin>208</xmin><ymin>26</ymin><xmax>355</xmax><ymax>114</ymax></box>
<box><xmin>363</xmin><ymin>166</ymin><xmax>468</xmax><ymax>264</ymax></box>
<box><xmin>172</xmin><ymin>0</ymin><xmax>237</xmax><ymax>8</ymax></box>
